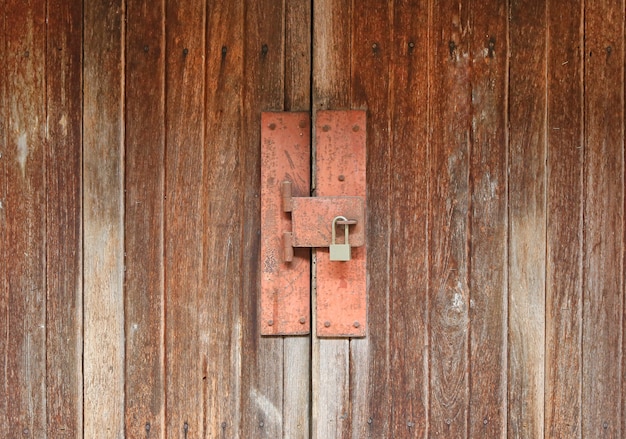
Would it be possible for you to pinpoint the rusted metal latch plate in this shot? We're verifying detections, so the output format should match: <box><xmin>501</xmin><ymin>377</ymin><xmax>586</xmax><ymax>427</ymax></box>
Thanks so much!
<box><xmin>260</xmin><ymin>110</ymin><xmax>367</xmax><ymax>337</ymax></box>
<box><xmin>260</xmin><ymin>112</ymin><xmax>311</xmax><ymax>335</ymax></box>
<box><xmin>291</xmin><ymin>196</ymin><xmax>365</xmax><ymax>248</ymax></box>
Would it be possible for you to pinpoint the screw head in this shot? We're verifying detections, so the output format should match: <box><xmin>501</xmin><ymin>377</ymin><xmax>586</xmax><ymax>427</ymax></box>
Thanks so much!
<box><xmin>324</xmin><ymin>321</ymin><xmax>331</xmax><ymax>328</ymax></box>
<box><xmin>338</xmin><ymin>174</ymin><xmax>345</xmax><ymax>181</ymax></box>
<box><xmin>299</xmin><ymin>317</ymin><xmax>306</xmax><ymax>324</ymax></box>
<box><xmin>267</xmin><ymin>320</ymin><xmax>274</xmax><ymax>326</ymax></box>
<box><xmin>353</xmin><ymin>321</ymin><xmax>360</xmax><ymax>328</ymax></box>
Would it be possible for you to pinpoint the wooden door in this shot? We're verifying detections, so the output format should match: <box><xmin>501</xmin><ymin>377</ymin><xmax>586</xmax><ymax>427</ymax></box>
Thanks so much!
<box><xmin>1</xmin><ymin>1</ymin><xmax>625</xmax><ymax>438</ymax></box>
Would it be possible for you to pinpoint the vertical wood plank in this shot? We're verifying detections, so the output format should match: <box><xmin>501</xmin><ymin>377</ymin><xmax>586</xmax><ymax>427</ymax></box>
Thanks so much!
<box><xmin>583</xmin><ymin>0</ymin><xmax>624</xmax><ymax>437</ymax></box>
<box><xmin>283</xmin><ymin>338</ymin><xmax>310</xmax><ymax>439</ymax></box>
<box><xmin>83</xmin><ymin>0</ymin><xmax>125</xmax><ymax>436</ymax></box>
<box><xmin>124</xmin><ymin>0</ymin><xmax>165</xmax><ymax>436</ymax></box>
<box><xmin>313</xmin><ymin>0</ymin><xmax>351</xmax><ymax>113</ymax></box>
<box><xmin>468</xmin><ymin>1</ymin><xmax>508</xmax><ymax>437</ymax></box>
<box><xmin>507</xmin><ymin>2</ymin><xmax>547</xmax><ymax>437</ymax></box>
<box><xmin>283</xmin><ymin>1</ymin><xmax>312</xmax><ymax>438</ymax></box>
<box><xmin>203</xmin><ymin>1</ymin><xmax>244</xmax><ymax>436</ymax></box>
<box><xmin>241</xmin><ymin>1</ymin><xmax>285</xmax><ymax>438</ymax></box>
<box><xmin>164</xmin><ymin>0</ymin><xmax>205</xmax><ymax>435</ymax></box>
<box><xmin>428</xmin><ymin>0</ymin><xmax>471</xmax><ymax>436</ymax></box>
<box><xmin>3</xmin><ymin>1</ymin><xmax>47</xmax><ymax>436</ymax></box>
<box><xmin>350</xmin><ymin>1</ymin><xmax>392</xmax><ymax>437</ymax></box>
<box><xmin>388</xmin><ymin>0</ymin><xmax>430</xmax><ymax>436</ymax></box>
<box><xmin>0</xmin><ymin>1</ymin><xmax>8</xmax><ymax>435</ymax></box>
<box><xmin>545</xmin><ymin>0</ymin><xmax>583</xmax><ymax>436</ymax></box>
<box><xmin>285</xmin><ymin>0</ymin><xmax>311</xmax><ymax>112</ymax></box>
<box><xmin>46</xmin><ymin>0</ymin><xmax>83</xmax><ymax>435</ymax></box>
<box><xmin>312</xmin><ymin>0</ymin><xmax>351</xmax><ymax>437</ymax></box>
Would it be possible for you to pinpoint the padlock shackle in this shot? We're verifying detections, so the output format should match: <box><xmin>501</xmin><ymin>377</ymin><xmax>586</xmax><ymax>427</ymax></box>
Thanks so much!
<box><xmin>331</xmin><ymin>216</ymin><xmax>349</xmax><ymax>244</ymax></box>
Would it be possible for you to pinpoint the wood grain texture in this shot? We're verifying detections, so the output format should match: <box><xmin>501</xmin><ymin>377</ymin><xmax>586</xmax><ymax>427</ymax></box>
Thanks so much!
<box><xmin>241</xmin><ymin>1</ymin><xmax>285</xmax><ymax>438</ymax></box>
<box><xmin>311</xmin><ymin>1</ymin><xmax>351</xmax><ymax>437</ymax></box>
<box><xmin>0</xmin><ymin>1</ymin><xmax>6</xmax><ymax>433</ymax></box>
<box><xmin>164</xmin><ymin>0</ymin><xmax>205</xmax><ymax>436</ymax></box>
<box><xmin>203</xmin><ymin>1</ymin><xmax>244</xmax><ymax>436</ymax></box>
<box><xmin>313</xmin><ymin>0</ymin><xmax>351</xmax><ymax>112</ymax></box>
<box><xmin>508</xmin><ymin>2</ymin><xmax>547</xmax><ymax>438</ymax></box>
<box><xmin>468</xmin><ymin>1</ymin><xmax>508</xmax><ymax>437</ymax></box>
<box><xmin>46</xmin><ymin>0</ymin><xmax>83</xmax><ymax>435</ymax></box>
<box><xmin>545</xmin><ymin>0</ymin><xmax>583</xmax><ymax>436</ymax></box>
<box><xmin>124</xmin><ymin>0</ymin><xmax>165</xmax><ymax>436</ymax></box>
<box><xmin>428</xmin><ymin>0</ymin><xmax>471</xmax><ymax>436</ymax></box>
<box><xmin>285</xmin><ymin>0</ymin><xmax>311</xmax><ymax>112</ymax></box>
<box><xmin>283</xmin><ymin>2</ymin><xmax>312</xmax><ymax>438</ymax></box>
<box><xmin>83</xmin><ymin>0</ymin><xmax>125</xmax><ymax>436</ymax></box>
<box><xmin>583</xmin><ymin>0</ymin><xmax>624</xmax><ymax>437</ymax></box>
<box><xmin>388</xmin><ymin>0</ymin><xmax>430</xmax><ymax>436</ymax></box>
<box><xmin>283</xmin><ymin>337</ymin><xmax>310</xmax><ymax>439</ymax></box>
<box><xmin>350</xmin><ymin>1</ymin><xmax>392</xmax><ymax>437</ymax></box>
<box><xmin>3</xmin><ymin>1</ymin><xmax>47</xmax><ymax>436</ymax></box>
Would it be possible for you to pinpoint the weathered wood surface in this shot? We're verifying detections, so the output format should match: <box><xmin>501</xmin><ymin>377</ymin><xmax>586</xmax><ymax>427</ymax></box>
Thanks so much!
<box><xmin>3</xmin><ymin>1</ymin><xmax>626</xmax><ymax>438</ymax></box>
<box><xmin>83</xmin><ymin>0</ymin><xmax>125</xmax><ymax>436</ymax></box>
<box><xmin>350</xmin><ymin>0</ymin><xmax>393</xmax><ymax>436</ymax></box>
<box><xmin>0</xmin><ymin>2</ymin><xmax>6</xmax><ymax>434</ymax></box>
<box><xmin>429</xmin><ymin>1</ymin><xmax>472</xmax><ymax>436</ymax></box>
<box><xmin>2</xmin><ymin>1</ymin><xmax>47</xmax><ymax>437</ymax></box>
<box><xmin>203</xmin><ymin>1</ymin><xmax>244</xmax><ymax>437</ymax></box>
<box><xmin>125</xmin><ymin>0</ymin><xmax>165</xmax><ymax>436</ymax></box>
<box><xmin>583</xmin><ymin>0</ymin><xmax>624</xmax><ymax>437</ymax></box>
<box><xmin>468</xmin><ymin>1</ymin><xmax>508</xmax><ymax>436</ymax></box>
<box><xmin>388</xmin><ymin>0</ymin><xmax>429</xmax><ymax>437</ymax></box>
<box><xmin>164</xmin><ymin>0</ymin><xmax>206</xmax><ymax>436</ymax></box>
<box><xmin>508</xmin><ymin>1</ymin><xmax>547</xmax><ymax>438</ymax></box>
<box><xmin>545</xmin><ymin>0</ymin><xmax>583</xmax><ymax>436</ymax></box>
<box><xmin>46</xmin><ymin>0</ymin><xmax>83</xmax><ymax>435</ymax></box>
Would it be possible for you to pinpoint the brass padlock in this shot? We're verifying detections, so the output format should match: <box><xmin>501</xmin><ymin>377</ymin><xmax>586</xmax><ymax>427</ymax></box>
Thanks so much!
<box><xmin>330</xmin><ymin>216</ymin><xmax>351</xmax><ymax>261</ymax></box>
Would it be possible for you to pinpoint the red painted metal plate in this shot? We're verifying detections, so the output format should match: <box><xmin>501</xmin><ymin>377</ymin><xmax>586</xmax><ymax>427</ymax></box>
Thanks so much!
<box><xmin>260</xmin><ymin>112</ymin><xmax>310</xmax><ymax>335</ymax></box>
<box><xmin>315</xmin><ymin>110</ymin><xmax>367</xmax><ymax>337</ymax></box>
<box><xmin>291</xmin><ymin>196</ymin><xmax>365</xmax><ymax>247</ymax></box>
